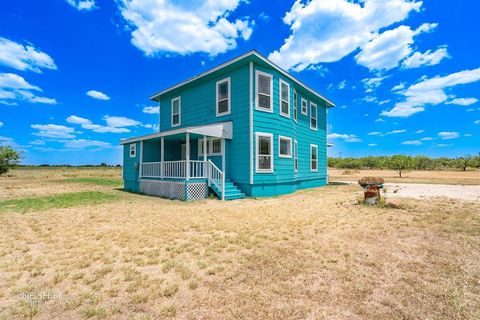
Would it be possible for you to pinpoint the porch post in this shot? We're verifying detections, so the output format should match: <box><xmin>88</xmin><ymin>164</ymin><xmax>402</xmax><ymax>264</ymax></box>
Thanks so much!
<box><xmin>138</xmin><ymin>141</ymin><xmax>143</xmax><ymax>181</ymax></box>
<box><xmin>186</xmin><ymin>132</ymin><xmax>190</xmax><ymax>180</ymax></box>
<box><xmin>221</xmin><ymin>138</ymin><xmax>225</xmax><ymax>200</ymax></box>
<box><xmin>160</xmin><ymin>137</ymin><xmax>164</xmax><ymax>179</ymax></box>
<box><xmin>203</xmin><ymin>135</ymin><xmax>207</xmax><ymax>179</ymax></box>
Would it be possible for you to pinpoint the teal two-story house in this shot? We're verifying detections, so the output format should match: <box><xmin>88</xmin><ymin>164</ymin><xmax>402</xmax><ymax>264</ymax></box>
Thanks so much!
<box><xmin>120</xmin><ymin>50</ymin><xmax>335</xmax><ymax>200</ymax></box>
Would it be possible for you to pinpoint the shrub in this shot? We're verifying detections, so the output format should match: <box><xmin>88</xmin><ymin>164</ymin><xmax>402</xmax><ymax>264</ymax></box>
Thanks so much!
<box><xmin>0</xmin><ymin>146</ymin><xmax>20</xmax><ymax>176</ymax></box>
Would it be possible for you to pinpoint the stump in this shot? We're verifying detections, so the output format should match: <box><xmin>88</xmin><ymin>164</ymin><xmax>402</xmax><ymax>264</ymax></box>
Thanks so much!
<box><xmin>358</xmin><ymin>177</ymin><xmax>384</xmax><ymax>205</ymax></box>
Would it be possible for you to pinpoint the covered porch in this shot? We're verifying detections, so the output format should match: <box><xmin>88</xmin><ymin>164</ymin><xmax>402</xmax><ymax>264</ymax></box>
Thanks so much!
<box><xmin>121</xmin><ymin>122</ymin><xmax>233</xmax><ymax>200</ymax></box>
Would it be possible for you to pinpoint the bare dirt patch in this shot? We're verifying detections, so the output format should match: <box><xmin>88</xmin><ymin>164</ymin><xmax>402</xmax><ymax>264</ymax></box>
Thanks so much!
<box><xmin>0</xmin><ymin>168</ymin><xmax>479</xmax><ymax>319</ymax></box>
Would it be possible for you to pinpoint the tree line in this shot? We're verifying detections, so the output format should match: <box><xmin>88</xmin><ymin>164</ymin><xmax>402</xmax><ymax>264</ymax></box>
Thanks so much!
<box><xmin>328</xmin><ymin>155</ymin><xmax>480</xmax><ymax>177</ymax></box>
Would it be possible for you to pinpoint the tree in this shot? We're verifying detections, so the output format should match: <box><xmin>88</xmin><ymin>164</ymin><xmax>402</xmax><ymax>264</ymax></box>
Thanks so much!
<box><xmin>456</xmin><ymin>156</ymin><xmax>473</xmax><ymax>171</ymax></box>
<box><xmin>414</xmin><ymin>155</ymin><xmax>432</xmax><ymax>170</ymax></box>
<box><xmin>0</xmin><ymin>146</ymin><xmax>20</xmax><ymax>176</ymax></box>
<box><xmin>387</xmin><ymin>155</ymin><xmax>415</xmax><ymax>178</ymax></box>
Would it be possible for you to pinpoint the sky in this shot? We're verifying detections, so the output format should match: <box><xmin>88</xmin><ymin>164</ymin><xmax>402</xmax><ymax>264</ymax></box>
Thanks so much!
<box><xmin>0</xmin><ymin>0</ymin><xmax>479</xmax><ymax>165</ymax></box>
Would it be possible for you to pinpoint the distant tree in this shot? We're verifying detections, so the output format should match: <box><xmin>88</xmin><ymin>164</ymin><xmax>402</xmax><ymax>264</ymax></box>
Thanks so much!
<box><xmin>414</xmin><ymin>155</ymin><xmax>432</xmax><ymax>170</ymax></box>
<box><xmin>100</xmin><ymin>162</ymin><xmax>108</xmax><ymax>167</ymax></box>
<box><xmin>386</xmin><ymin>155</ymin><xmax>415</xmax><ymax>178</ymax></box>
<box><xmin>0</xmin><ymin>146</ymin><xmax>21</xmax><ymax>176</ymax></box>
<box><xmin>456</xmin><ymin>156</ymin><xmax>473</xmax><ymax>171</ymax></box>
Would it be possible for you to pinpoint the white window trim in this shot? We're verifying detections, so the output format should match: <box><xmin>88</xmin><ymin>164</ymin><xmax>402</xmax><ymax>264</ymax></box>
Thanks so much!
<box><xmin>255</xmin><ymin>132</ymin><xmax>274</xmax><ymax>173</ymax></box>
<box><xmin>129</xmin><ymin>143</ymin><xmax>136</xmax><ymax>158</ymax></box>
<box><xmin>197</xmin><ymin>138</ymin><xmax>222</xmax><ymax>156</ymax></box>
<box><xmin>216</xmin><ymin>77</ymin><xmax>231</xmax><ymax>117</ymax></box>
<box><xmin>255</xmin><ymin>70</ymin><xmax>273</xmax><ymax>113</ymax></box>
<box><xmin>293</xmin><ymin>90</ymin><xmax>298</xmax><ymax>123</ymax></box>
<box><xmin>210</xmin><ymin>138</ymin><xmax>222</xmax><ymax>156</ymax></box>
<box><xmin>171</xmin><ymin>96</ymin><xmax>181</xmax><ymax>127</ymax></box>
<box><xmin>310</xmin><ymin>144</ymin><xmax>318</xmax><ymax>172</ymax></box>
<box><xmin>310</xmin><ymin>102</ymin><xmax>318</xmax><ymax>131</ymax></box>
<box><xmin>301</xmin><ymin>98</ymin><xmax>308</xmax><ymax>115</ymax></box>
<box><xmin>278</xmin><ymin>135</ymin><xmax>292</xmax><ymax>158</ymax></box>
<box><xmin>279</xmin><ymin>79</ymin><xmax>290</xmax><ymax>118</ymax></box>
<box><xmin>294</xmin><ymin>140</ymin><xmax>298</xmax><ymax>172</ymax></box>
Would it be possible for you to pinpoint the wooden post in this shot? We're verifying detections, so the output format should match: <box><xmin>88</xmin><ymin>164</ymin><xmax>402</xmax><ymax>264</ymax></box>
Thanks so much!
<box><xmin>160</xmin><ymin>137</ymin><xmax>164</xmax><ymax>179</ymax></box>
<box><xmin>186</xmin><ymin>132</ymin><xmax>190</xmax><ymax>180</ymax></box>
<box><xmin>221</xmin><ymin>138</ymin><xmax>225</xmax><ymax>200</ymax></box>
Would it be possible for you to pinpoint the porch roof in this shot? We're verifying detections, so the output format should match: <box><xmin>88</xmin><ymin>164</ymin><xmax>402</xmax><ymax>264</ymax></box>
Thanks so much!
<box><xmin>120</xmin><ymin>121</ymin><xmax>233</xmax><ymax>145</ymax></box>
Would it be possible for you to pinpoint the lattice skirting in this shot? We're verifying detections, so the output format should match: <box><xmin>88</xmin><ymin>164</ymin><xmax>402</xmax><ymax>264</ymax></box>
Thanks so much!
<box><xmin>140</xmin><ymin>179</ymin><xmax>208</xmax><ymax>201</ymax></box>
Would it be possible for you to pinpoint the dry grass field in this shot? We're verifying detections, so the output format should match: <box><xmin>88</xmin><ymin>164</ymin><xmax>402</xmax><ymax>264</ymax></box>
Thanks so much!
<box><xmin>0</xmin><ymin>167</ymin><xmax>479</xmax><ymax>319</ymax></box>
<box><xmin>329</xmin><ymin>168</ymin><xmax>480</xmax><ymax>185</ymax></box>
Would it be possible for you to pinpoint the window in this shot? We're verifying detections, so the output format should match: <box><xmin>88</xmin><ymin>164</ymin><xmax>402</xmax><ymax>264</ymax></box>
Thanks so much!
<box><xmin>198</xmin><ymin>139</ymin><xmax>210</xmax><ymax>157</ymax></box>
<box><xmin>310</xmin><ymin>144</ymin><xmax>318</xmax><ymax>172</ymax></box>
<box><xmin>294</xmin><ymin>140</ymin><xmax>298</xmax><ymax>172</ymax></box>
<box><xmin>293</xmin><ymin>90</ymin><xmax>298</xmax><ymax>122</ymax></box>
<box><xmin>278</xmin><ymin>136</ymin><xmax>292</xmax><ymax>158</ymax></box>
<box><xmin>279</xmin><ymin>79</ymin><xmax>290</xmax><ymax>118</ymax></box>
<box><xmin>197</xmin><ymin>138</ymin><xmax>221</xmax><ymax>156</ymax></box>
<box><xmin>301</xmin><ymin>98</ymin><xmax>308</xmax><ymax>115</ymax></box>
<box><xmin>211</xmin><ymin>139</ymin><xmax>222</xmax><ymax>155</ymax></box>
<box><xmin>216</xmin><ymin>78</ymin><xmax>230</xmax><ymax>116</ymax></box>
<box><xmin>171</xmin><ymin>97</ymin><xmax>181</xmax><ymax>127</ymax></box>
<box><xmin>256</xmin><ymin>71</ymin><xmax>273</xmax><ymax>112</ymax></box>
<box><xmin>310</xmin><ymin>102</ymin><xmax>318</xmax><ymax>130</ymax></box>
<box><xmin>129</xmin><ymin>143</ymin><xmax>136</xmax><ymax>158</ymax></box>
<box><xmin>256</xmin><ymin>133</ymin><xmax>273</xmax><ymax>172</ymax></box>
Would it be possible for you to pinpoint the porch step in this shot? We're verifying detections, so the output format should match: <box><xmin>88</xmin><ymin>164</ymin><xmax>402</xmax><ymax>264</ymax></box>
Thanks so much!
<box><xmin>210</xmin><ymin>180</ymin><xmax>245</xmax><ymax>201</ymax></box>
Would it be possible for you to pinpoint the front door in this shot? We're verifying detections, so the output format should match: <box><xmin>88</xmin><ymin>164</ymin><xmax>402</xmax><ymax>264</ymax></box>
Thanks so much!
<box><xmin>181</xmin><ymin>143</ymin><xmax>186</xmax><ymax>160</ymax></box>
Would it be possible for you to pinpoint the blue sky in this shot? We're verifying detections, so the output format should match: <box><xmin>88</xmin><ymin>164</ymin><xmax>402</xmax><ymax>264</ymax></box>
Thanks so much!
<box><xmin>0</xmin><ymin>0</ymin><xmax>479</xmax><ymax>165</ymax></box>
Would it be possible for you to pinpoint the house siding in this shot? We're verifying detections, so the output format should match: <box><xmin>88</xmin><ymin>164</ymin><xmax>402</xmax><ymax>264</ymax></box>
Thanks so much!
<box><xmin>159</xmin><ymin>64</ymin><xmax>251</xmax><ymax>187</ymax></box>
<box><xmin>123</xmin><ymin>142</ymin><xmax>140</xmax><ymax>193</ymax></box>
<box><xmin>251</xmin><ymin>64</ymin><xmax>327</xmax><ymax>197</ymax></box>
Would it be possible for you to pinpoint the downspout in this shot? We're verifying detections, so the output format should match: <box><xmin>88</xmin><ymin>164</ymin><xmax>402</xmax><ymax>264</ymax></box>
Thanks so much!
<box><xmin>249</xmin><ymin>62</ymin><xmax>253</xmax><ymax>185</ymax></box>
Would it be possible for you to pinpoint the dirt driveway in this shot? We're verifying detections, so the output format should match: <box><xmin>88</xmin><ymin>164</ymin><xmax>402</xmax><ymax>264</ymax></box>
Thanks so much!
<box><xmin>339</xmin><ymin>181</ymin><xmax>480</xmax><ymax>202</ymax></box>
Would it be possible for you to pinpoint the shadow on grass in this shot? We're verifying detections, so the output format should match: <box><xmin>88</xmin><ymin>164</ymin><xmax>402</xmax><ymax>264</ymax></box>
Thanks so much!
<box><xmin>328</xmin><ymin>181</ymin><xmax>350</xmax><ymax>186</ymax></box>
<box><xmin>0</xmin><ymin>191</ymin><xmax>119</xmax><ymax>213</ymax></box>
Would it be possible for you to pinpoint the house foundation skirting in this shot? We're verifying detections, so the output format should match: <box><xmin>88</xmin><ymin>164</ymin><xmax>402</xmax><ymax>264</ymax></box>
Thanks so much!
<box><xmin>140</xmin><ymin>179</ymin><xmax>208</xmax><ymax>201</ymax></box>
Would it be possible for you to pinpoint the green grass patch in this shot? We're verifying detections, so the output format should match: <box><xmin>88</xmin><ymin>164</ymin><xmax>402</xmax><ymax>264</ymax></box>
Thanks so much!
<box><xmin>0</xmin><ymin>191</ymin><xmax>118</xmax><ymax>213</ymax></box>
<box><xmin>63</xmin><ymin>177</ymin><xmax>123</xmax><ymax>186</ymax></box>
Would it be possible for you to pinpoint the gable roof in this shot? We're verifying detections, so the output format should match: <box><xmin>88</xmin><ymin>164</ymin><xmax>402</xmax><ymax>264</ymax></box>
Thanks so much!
<box><xmin>150</xmin><ymin>50</ymin><xmax>335</xmax><ymax>107</ymax></box>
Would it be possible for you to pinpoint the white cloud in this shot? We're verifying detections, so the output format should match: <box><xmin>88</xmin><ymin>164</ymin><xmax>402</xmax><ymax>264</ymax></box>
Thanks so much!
<box><xmin>0</xmin><ymin>37</ymin><xmax>56</xmax><ymax>73</ymax></box>
<box><xmin>356</xmin><ymin>23</ymin><xmax>438</xmax><ymax>71</ymax></box>
<box><xmin>0</xmin><ymin>73</ymin><xmax>57</xmax><ymax>105</ymax></box>
<box><xmin>66</xmin><ymin>115</ymin><xmax>130</xmax><ymax>133</ymax></box>
<box><xmin>382</xmin><ymin>67</ymin><xmax>480</xmax><ymax>117</ymax></box>
<box><xmin>474</xmin><ymin>120</ymin><xmax>480</xmax><ymax>125</ymax></box>
<box><xmin>0</xmin><ymin>121</ymin><xmax>3</xmax><ymax>128</ymax></box>
<box><xmin>464</xmin><ymin>134</ymin><xmax>473</xmax><ymax>137</ymax></box>
<box><xmin>436</xmin><ymin>143</ymin><xmax>451</xmax><ymax>147</ymax></box>
<box><xmin>375</xmin><ymin>118</ymin><xmax>385</xmax><ymax>123</ymax></box>
<box><xmin>86</xmin><ymin>90</ymin><xmax>110</xmax><ymax>100</ymax></box>
<box><xmin>401</xmin><ymin>140</ymin><xmax>422</xmax><ymax>145</ymax></box>
<box><xmin>117</xmin><ymin>0</ymin><xmax>253</xmax><ymax>56</ymax></box>
<box><xmin>66</xmin><ymin>0</ymin><xmax>96</xmax><ymax>11</ymax></box>
<box><xmin>31</xmin><ymin>124</ymin><xmax>76</xmax><ymax>139</ymax></box>
<box><xmin>368</xmin><ymin>143</ymin><xmax>378</xmax><ymax>147</ymax></box>
<box><xmin>0</xmin><ymin>136</ymin><xmax>16</xmax><ymax>147</ymax></box>
<box><xmin>445</xmin><ymin>97</ymin><xmax>478</xmax><ymax>106</ymax></box>
<box><xmin>402</xmin><ymin>46</ymin><xmax>450</xmax><ymax>69</ymax></box>
<box><xmin>327</xmin><ymin>133</ymin><xmax>362</xmax><ymax>143</ymax></box>
<box><xmin>438</xmin><ymin>131</ymin><xmax>459</xmax><ymax>140</ymax></box>
<box><xmin>392</xmin><ymin>83</ymin><xmax>405</xmax><ymax>91</ymax></box>
<box><xmin>367</xmin><ymin>131</ymin><xmax>382</xmax><ymax>136</ymax></box>
<box><xmin>64</xmin><ymin>139</ymin><xmax>111</xmax><ymax>149</ymax></box>
<box><xmin>268</xmin><ymin>0</ymin><xmax>422</xmax><ymax>71</ymax></box>
<box><xmin>338</xmin><ymin>80</ymin><xmax>347</xmax><ymax>90</ymax></box>
<box><xmin>29</xmin><ymin>139</ymin><xmax>45</xmax><ymax>145</ymax></box>
<box><xmin>142</xmin><ymin>106</ymin><xmax>160</xmax><ymax>114</ymax></box>
<box><xmin>103</xmin><ymin>115</ymin><xmax>140</xmax><ymax>127</ymax></box>
<box><xmin>386</xmin><ymin>129</ymin><xmax>407</xmax><ymax>135</ymax></box>
<box><xmin>415</xmin><ymin>129</ymin><xmax>425</xmax><ymax>133</ymax></box>
<box><xmin>362</xmin><ymin>75</ymin><xmax>389</xmax><ymax>92</ymax></box>
<box><xmin>420</xmin><ymin>137</ymin><xmax>434</xmax><ymax>141</ymax></box>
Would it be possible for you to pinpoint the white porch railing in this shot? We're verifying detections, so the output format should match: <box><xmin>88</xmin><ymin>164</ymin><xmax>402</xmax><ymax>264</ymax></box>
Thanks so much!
<box><xmin>141</xmin><ymin>160</ymin><xmax>224</xmax><ymax>198</ymax></box>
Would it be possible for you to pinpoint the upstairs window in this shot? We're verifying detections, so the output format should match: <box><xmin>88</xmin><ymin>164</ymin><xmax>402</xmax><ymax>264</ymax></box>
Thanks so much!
<box><xmin>293</xmin><ymin>90</ymin><xmax>298</xmax><ymax>122</ymax></box>
<box><xmin>216</xmin><ymin>78</ymin><xmax>230</xmax><ymax>116</ymax></box>
<box><xmin>301</xmin><ymin>98</ymin><xmax>308</xmax><ymax>115</ymax></box>
<box><xmin>279</xmin><ymin>136</ymin><xmax>292</xmax><ymax>158</ymax></box>
<box><xmin>310</xmin><ymin>102</ymin><xmax>318</xmax><ymax>130</ymax></box>
<box><xmin>171</xmin><ymin>97</ymin><xmax>181</xmax><ymax>127</ymax></box>
<box><xmin>256</xmin><ymin>133</ymin><xmax>273</xmax><ymax>172</ymax></box>
<box><xmin>279</xmin><ymin>79</ymin><xmax>290</xmax><ymax>118</ymax></box>
<box><xmin>129</xmin><ymin>143</ymin><xmax>136</xmax><ymax>158</ymax></box>
<box><xmin>294</xmin><ymin>140</ymin><xmax>298</xmax><ymax>172</ymax></box>
<box><xmin>310</xmin><ymin>144</ymin><xmax>318</xmax><ymax>172</ymax></box>
<box><xmin>256</xmin><ymin>71</ymin><xmax>273</xmax><ymax>112</ymax></box>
